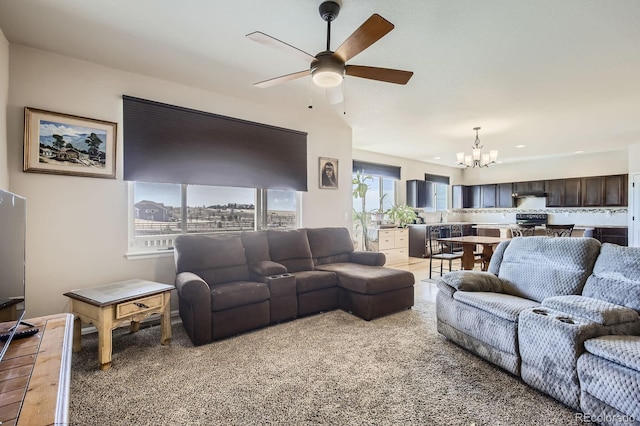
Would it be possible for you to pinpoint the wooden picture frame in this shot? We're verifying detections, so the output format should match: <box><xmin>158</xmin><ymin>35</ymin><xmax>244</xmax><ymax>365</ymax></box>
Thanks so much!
<box><xmin>23</xmin><ymin>107</ymin><xmax>117</xmax><ymax>179</ymax></box>
<box><xmin>319</xmin><ymin>157</ymin><xmax>338</xmax><ymax>189</ymax></box>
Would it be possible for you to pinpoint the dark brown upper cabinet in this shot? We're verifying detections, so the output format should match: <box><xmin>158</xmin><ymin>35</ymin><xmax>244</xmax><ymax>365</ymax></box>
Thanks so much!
<box><xmin>407</xmin><ymin>180</ymin><xmax>433</xmax><ymax>209</ymax></box>
<box><xmin>545</xmin><ymin>178</ymin><xmax>581</xmax><ymax>207</ymax></box>
<box><xmin>480</xmin><ymin>184</ymin><xmax>497</xmax><ymax>208</ymax></box>
<box><xmin>497</xmin><ymin>183</ymin><xmax>514</xmax><ymax>208</ymax></box>
<box><xmin>582</xmin><ymin>174</ymin><xmax>628</xmax><ymax>207</ymax></box>
<box><xmin>513</xmin><ymin>180</ymin><xmax>545</xmax><ymax>194</ymax></box>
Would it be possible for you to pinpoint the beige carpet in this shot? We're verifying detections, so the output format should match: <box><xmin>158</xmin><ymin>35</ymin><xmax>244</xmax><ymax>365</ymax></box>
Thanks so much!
<box><xmin>70</xmin><ymin>302</ymin><xmax>580</xmax><ymax>425</ymax></box>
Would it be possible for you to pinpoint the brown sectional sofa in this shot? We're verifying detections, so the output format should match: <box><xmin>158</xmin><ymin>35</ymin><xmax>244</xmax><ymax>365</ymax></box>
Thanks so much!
<box><xmin>174</xmin><ymin>227</ymin><xmax>415</xmax><ymax>345</ymax></box>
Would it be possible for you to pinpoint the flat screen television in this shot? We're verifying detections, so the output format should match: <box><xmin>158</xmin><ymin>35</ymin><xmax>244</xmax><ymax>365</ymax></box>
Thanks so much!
<box><xmin>0</xmin><ymin>188</ymin><xmax>27</xmax><ymax>362</ymax></box>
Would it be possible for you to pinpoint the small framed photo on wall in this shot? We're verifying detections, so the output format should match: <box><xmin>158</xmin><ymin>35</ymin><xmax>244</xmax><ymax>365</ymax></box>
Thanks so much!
<box><xmin>319</xmin><ymin>157</ymin><xmax>338</xmax><ymax>189</ymax></box>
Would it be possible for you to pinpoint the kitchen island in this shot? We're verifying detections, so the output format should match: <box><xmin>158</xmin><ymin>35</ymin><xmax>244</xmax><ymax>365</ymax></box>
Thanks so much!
<box><xmin>474</xmin><ymin>224</ymin><xmax>595</xmax><ymax>238</ymax></box>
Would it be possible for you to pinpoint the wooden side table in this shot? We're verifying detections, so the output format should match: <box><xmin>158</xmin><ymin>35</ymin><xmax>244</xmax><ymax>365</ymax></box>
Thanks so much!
<box><xmin>64</xmin><ymin>279</ymin><xmax>173</xmax><ymax>370</ymax></box>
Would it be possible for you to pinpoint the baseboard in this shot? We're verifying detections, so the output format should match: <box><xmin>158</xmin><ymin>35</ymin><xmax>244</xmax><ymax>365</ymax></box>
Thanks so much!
<box><xmin>79</xmin><ymin>309</ymin><xmax>181</xmax><ymax>336</ymax></box>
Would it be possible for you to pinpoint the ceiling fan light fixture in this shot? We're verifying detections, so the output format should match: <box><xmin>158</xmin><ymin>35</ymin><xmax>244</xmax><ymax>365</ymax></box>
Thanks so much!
<box><xmin>312</xmin><ymin>70</ymin><xmax>343</xmax><ymax>87</ymax></box>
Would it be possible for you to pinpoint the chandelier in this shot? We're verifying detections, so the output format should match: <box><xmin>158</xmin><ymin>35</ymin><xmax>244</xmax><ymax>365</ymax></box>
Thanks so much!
<box><xmin>456</xmin><ymin>127</ymin><xmax>498</xmax><ymax>168</ymax></box>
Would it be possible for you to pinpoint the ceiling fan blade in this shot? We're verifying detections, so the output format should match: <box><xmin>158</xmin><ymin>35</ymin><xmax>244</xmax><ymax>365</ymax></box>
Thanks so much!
<box><xmin>246</xmin><ymin>31</ymin><xmax>316</xmax><ymax>63</ymax></box>
<box><xmin>334</xmin><ymin>14</ymin><xmax>394</xmax><ymax>62</ymax></box>
<box><xmin>253</xmin><ymin>70</ymin><xmax>310</xmax><ymax>88</ymax></box>
<box><xmin>346</xmin><ymin>65</ymin><xmax>413</xmax><ymax>85</ymax></box>
<box><xmin>326</xmin><ymin>86</ymin><xmax>344</xmax><ymax>105</ymax></box>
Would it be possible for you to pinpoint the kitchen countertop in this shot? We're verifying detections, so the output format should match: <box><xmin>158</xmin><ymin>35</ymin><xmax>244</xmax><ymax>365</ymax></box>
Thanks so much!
<box><xmin>474</xmin><ymin>224</ymin><xmax>596</xmax><ymax>230</ymax></box>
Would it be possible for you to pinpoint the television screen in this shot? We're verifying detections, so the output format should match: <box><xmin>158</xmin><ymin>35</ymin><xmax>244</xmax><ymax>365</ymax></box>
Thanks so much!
<box><xmin>0</xmin><ymin>189</ymin><xmax>26</xmax><ymax>361</ymax></box>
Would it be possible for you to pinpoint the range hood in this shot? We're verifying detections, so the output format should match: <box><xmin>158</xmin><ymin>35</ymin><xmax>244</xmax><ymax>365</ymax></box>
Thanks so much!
<box><xmin>512</xmin><ymin>191</ymin><xmax>547</xmax><ymax>198</ymax></box>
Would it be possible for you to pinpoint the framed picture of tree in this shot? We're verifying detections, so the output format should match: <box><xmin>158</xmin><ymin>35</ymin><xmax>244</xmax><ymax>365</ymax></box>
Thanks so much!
<box><xmin>23</xmin><ymin>107</ymin><xmax>117</xmax><ymax>179</ymax></box>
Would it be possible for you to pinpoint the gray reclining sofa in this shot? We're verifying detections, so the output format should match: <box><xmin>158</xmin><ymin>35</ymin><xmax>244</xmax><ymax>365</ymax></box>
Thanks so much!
<box><xmin>436</xmin><ymin>237</ymin><xmax>640</xmax><ymax>422</ymax></box>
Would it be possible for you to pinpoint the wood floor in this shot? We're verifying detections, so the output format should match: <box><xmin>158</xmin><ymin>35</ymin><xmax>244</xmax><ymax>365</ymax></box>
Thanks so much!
<box><xmin>388</xmin><ymin>256</ymin><xmax>481</xmax><ymax>303</ymax></box>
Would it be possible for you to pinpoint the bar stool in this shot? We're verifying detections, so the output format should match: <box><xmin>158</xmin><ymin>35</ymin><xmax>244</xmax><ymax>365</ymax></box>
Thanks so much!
<box><xmin>510</xmin><ymin>224</ymin><xmax>536</xmax><ymax>237</ymax></box>
<box><xmin>545</xmin><ymin>224</ymin><xmax>574</xmax><ymax>237</ymax></box>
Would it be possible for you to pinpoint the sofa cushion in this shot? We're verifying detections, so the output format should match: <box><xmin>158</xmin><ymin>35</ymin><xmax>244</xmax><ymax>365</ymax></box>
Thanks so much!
<box><xmin>542</xmin><ymin>295</ymin><xmax>640</xmax><ymax>326</ymax></box>
<box><xmin>582</xmin><ymin>243</ymin><xmax>640</xmax><ymax>312</ymax></box>
<box><xmin>584</xmin><ymin>335</ymin><xmax>640</xmax><ymax>372</ymax></box>
<box><xmin>316</xmin><ymin>263</ymin><xmax>414</xmax><ymax>295</ymax></box>
<box><xmin>290</xmin><ymin>270</ymin><xmax>338</xmax><ymax>294</ymax></box>
<box><xmin>241</xmin><ymin>231</ymin><xmax>271</xmax><ymax>264</ymax></box>
<box><xmin>441</xmin><ymin>270</ymin><xmax>503</xmax><ymax>293</ymax></box>
<box><xmin>174</xmin><ymin>234</ymin><xmax>250</xmax><ymax>284</ymax></box>
<box><xmin>267</xmin><ymin>229</ymin><xmax>314</xmax><ymax>272</ymax></box>
<box><xmin>496</xmin><ymin>237</ymin><xmax>601</xmax><ymax>302</ymax></box>
<box><xmin>453</xmin><ymin>291</ymin><xmax>540</xmax><ymax>322</ymax></box>
<box><xmin>210</xmin><ymin>281</ymin><xmax>270</xmax><ymax>312</ymax></box>
<box><xmin>306</xmin><ymin>227</ymin><xmax>354</xmax><ymax>265</ymax></box>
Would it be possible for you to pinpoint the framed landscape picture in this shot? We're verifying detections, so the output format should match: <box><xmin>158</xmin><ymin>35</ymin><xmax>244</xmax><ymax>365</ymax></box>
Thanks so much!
<box><xmin>319</xmin><ymin>157</ymin><xmax>338</xmax><ymax>189</ymax></box>
<box><xmin>23</xmin><ymin>107</ymin><xmax>117</xmax><ymax>179</ymax></box>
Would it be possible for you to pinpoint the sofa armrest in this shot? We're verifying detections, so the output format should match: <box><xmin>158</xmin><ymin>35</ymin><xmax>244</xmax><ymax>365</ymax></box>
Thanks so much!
<box><xmin>175</xmin><ymin>272</ymin><xmax>212</xmax><ymax>345</ymax></box>
<box><xmin>249</xmin><ymin>260</ymin><xmax>288</xmax><ymax>277</ymax></box>
<box><xmin>542</xmin><ymin>295</ymin><xmax>640</xmax><ymax>326</ymax></box>
<box><xmin>441</xmin><ymin>270</ymin><xmax>504</xmax><ymax>293</ymax></box>
<box><xmin>348</xmin><ymin>251</ymin><xmax>386</xmax><ymax>266</ymax></box>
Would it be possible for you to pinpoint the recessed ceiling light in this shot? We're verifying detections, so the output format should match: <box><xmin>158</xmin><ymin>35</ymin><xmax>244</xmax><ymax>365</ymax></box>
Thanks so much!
<box><xmin>434</xmin><ymin>156</ymin><xmax>441</xmax><ymax>160</ymax></box>
<box><xmin>515</xmin><ymin>145</ymin><xmax>526</xmax><ymax>148</ymax></box>
<box><xmin>575</xmin><ymin>150</ymin><xmax>584</xmax><ymax>154</ymax></box>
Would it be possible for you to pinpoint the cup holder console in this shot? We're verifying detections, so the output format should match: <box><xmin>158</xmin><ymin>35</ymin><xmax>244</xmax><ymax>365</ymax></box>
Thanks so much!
<box><xmin>532</xmin><ymin>309</ymin><xmax>548</xmax><ymax>316</ymax></box>
<box><xmin>556</xmin><ymin>316</ymin><xmax>575</xmax><ymax>324</ymax></box>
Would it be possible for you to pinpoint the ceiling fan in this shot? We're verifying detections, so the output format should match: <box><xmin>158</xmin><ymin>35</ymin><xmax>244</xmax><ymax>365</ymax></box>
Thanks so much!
<box><xmin>247</xmin><ymin>0</ymin><xmax>413</xmax><ymax>100</ymax></box>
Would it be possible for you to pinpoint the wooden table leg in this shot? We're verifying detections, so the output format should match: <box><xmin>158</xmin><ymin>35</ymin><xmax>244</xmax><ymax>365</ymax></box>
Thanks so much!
<box><xmin>480</xmin><ymin>244</ymin><xmax>495</xmax><ymax>271</ymax></box>
<box><xmin>160</xmin><ymin>292</ymin><xmax>171</xmax><ymax>345</ymax></box>
<box><xmin>97</xmin><ymin>308</ymin><xmax>113</xmax><ymax>371</ymax></box>
<box><xmin>461</xmin><ymin>244</ymin><xmax>475</xmax><ymax>270</ymax></box>
<box><xmin>72</xmin><ymin>316</ymin><xmax>82</xmax><ymax>353</ymax></box>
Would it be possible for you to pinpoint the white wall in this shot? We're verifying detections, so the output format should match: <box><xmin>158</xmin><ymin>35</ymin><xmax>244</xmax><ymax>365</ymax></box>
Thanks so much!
<box><xmin>7</xmin><ymin>45</ymin><xmax>352</xmax><ymax>317</ymax></box>
<box><xmin>461</xmin><ymin>150</ymin><xmax>628</xmax><ymax>185</ymax></box>
<box><xmin>0</xmin><ymin>28</ymin><xmax>8</xmax><ymax>189</ymax></box>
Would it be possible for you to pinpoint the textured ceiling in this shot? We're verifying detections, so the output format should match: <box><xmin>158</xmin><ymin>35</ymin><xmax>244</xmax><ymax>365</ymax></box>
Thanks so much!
<box><xmin>1</xmin><ymin>0</ymin><xmax>639</xmax><ymax>168</ymax></box>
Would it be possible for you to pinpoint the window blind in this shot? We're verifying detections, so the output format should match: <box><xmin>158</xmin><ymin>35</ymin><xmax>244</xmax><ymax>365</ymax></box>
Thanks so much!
<box><xmin>123</xmin><ymin>96</ymin><xmax>308</xmax><ymax>191</ymax></box>
<box><xmin>425</xmin><ymin>173</ymin><xmax>450</xmax><ymax>185</ymax></box>
<box><xmin>352</xmin><ymin>160</ymin><xmax>401</xmax><ymax>180</ymax></box>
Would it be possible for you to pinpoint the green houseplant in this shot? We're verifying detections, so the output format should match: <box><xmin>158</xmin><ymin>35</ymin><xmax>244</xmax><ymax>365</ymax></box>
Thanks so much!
<box><xmin>352</xmin><ymin>172</ymin><xmax>373</xmax><ymax>251</ymax></box>
<box><xmin>386</xmin><ymin>204</ymin><xmax>418</xmax><ymax>228</ymax></box>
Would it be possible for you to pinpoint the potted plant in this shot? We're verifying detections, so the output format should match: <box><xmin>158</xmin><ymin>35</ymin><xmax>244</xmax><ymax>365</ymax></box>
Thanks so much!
<box><xmin>386</xmin><ymin>204</ymin><xmax>418</xmax><ymax>228</ymax></box>
<box><xmin>352</xmin><ymin>172</ymin><xmax>373</xmax><ymax>251</ymax></box>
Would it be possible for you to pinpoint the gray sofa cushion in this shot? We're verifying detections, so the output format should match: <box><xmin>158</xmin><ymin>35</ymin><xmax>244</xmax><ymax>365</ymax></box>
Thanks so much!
<box><xmin>543</xmin><ymin>295</ymin><xmax>640</xmax><ymax>326</ymax></box>
<box><xmin>316</xmin><ymin>263</ymin><xmax>414</xmax><ymax>295</ymax></box>
<box><xmin>290</xmin><ymin>270</ymin><xmax>338</xmax><ymax>294</ymax></box>
<box><xmin>174</xmin><ymin>234</ymin><xmax>250</xmax><ymax>284</ymax></box>
<box><xmin>267</xmin><ymin>229</ymin><xmax>315</xmax><ymax>272</ymax></box>
<box><xmin>584</xmin><ymin>335</ymin><xmax>640</xmax><ymax>372</ymax></box>
<box><xmin>496</xmin><ymin>237</ymin><xmax>601</xmax><ymax>302</ymax></box>
<box><xmin>211</xmin><ymin>281</ymin><xmax>270</xmax><ymax>312</ymax></box>
<box><xmin>441</xmin><ymin>270</ymin><xmax>503</xmax><ymax>292</ymax></box>
<box><xmin>582</xmin><ymin>243</ymin><xmax>640</xmax><ymax>312</ymax></box>
<box><xmin>306</xmin><ymin>227</ymin><xmax>354</xmax><ymax>265</ymax></box>
<box><xmin>452</xmin><ymin>291</ymin><xmax>540</xmax><ymax>322</ymax></box>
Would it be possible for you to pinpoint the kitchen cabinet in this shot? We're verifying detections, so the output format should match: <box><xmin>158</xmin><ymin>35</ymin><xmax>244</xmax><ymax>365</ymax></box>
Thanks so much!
<box><xmin>594</xmin><ymin>227</ymin><xmax>628</xmax><ymax>246</ymax></box>
<box><xmin>407</xmin><ymin>180</ymin><xmax>433</xmax><ymax>209</ymax></box>
<box><xmin>513</xmin><ymin>180</ymin><xmax>545</xmax><ymax>194</ymax></box>
<box><xmin>481</xmin><ymin>184</ymin><xmax>497</xmax><ymax>208</ymax></box>
<box><xmin>370</xmin><ymin>228</ymin><xmax>409</xmax><ymax>263</ymax></box>
<box><xmin>452</xmin><ymin>185</ymin><xmax>469</xmax><ymax>209</ymax></box>
<box><xmin>545</xmin><ymin>178</ymin><xmax>581</xmax><ymax>207</ymax></box>
<box><xmin>469</xmin><ymin>185</ymin><xmax>481</xmax><ymax>208</ymax></box>
<box><xmin>582</xmin><ymin>174</ymin><xmax>627</xmax><ymax>207</ymax></box>
<box><xmin>496</xmin><ymin>183</ymin><xmax>514</xmax><ymax>208</ymax></box>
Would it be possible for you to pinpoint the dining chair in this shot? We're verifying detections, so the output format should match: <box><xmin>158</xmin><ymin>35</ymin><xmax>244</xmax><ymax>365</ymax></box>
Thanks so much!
<box><xmin>428</xmin><ymin>226</ymin><xmax>463</xmax><ymax>279</ymax></box>
<box><xmin>510</xmin><ymin>225</ymin><xmax>536</xmax><ymax>237</ymax></box>
<box><xmin>545</xmin><ymin>224</ymin><xmax>574</xmax><ymax>237</ymax></box>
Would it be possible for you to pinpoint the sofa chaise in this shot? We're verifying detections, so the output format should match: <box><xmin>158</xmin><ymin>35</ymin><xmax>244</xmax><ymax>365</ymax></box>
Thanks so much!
<box><xmin>174</xmin><ymin>227</ymin><xmax>414</xmax><ymax>346</ymax></box>
<box><xmin>436</xmin><ymin>236</ymin><xmax>640</xmax><ymax>423</ymax></box>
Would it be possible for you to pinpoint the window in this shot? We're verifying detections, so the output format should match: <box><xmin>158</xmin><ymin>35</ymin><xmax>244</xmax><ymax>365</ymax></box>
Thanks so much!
<box><xmin>129</xmin><ymin>182</ymin><xmax>298</xmax><ymax>254</ymax></box>
<box><xmin>434</xmin><ymin>182</ymin><xmax>448</xmax><ymax>212</ymax></box>
<box><xmin>352</xmin><ymin>174</ymin><xmax>396</xmax><ymax>214</ymax></box>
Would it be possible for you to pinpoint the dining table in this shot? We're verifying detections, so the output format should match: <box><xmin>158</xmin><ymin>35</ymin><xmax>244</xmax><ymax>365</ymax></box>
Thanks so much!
<box><xmin>437</xmin><ymin>235</ymin><xmax>510</xmax><ymax>271</ymax></box>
